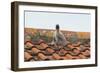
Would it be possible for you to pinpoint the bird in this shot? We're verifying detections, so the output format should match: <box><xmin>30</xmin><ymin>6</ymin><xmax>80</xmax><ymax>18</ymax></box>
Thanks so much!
<box><xmin>51</xmin><ymin>24</ymin><xmax>68</xmax><ymax>49</ymax></box>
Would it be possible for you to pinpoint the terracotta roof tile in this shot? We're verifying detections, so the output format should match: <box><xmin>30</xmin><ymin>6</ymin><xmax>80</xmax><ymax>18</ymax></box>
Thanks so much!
<box><xmin>45</xmin><ymin>47</ymin><xmax>55</xmax><ymax>55</ymax></box>
<box><xmin>35</xmin><ymin>45</ymin><xmax>45</xmax><ymax>50</ymax></box>
<box><xmin>31</xmin><ymin>47</ymin><xmax>41</xmax><ymax>54</ymax></box>
<box><xmin>24</xmin><ymin>28</ymin><xmax>91</xmax><ymax>61</ymax></box>
<box><xmin>61</xmin><ymin>56</ymin><xmax>68</xmax><ymax>60</ymax></box>
<box><xmin>33</xmin><ymin>56</ymin><xmax>40</xmax><ymax>61</ymax></box>
<box><xmin>40</xmin><ymin>43</ymin><xmax>48</xmax><ymax>49</ymax></box>
<box><xmin>81</xmin><ymin>50</ymin><xmax>90</xmax><ymax>57</ymax></box>
<box><xmin>37</xmin><ymin>53</ymin><xmax>50</xmax><ymax>60</ymax></box>
<box><xmin>65</xmin><ymin>53</ymin><xmax>74</xmax><ymax>59</ymax></box>
<box><xmin>47</xmin><ymin>56</ymin><xmax>54</xmax><ymax>60</ymax></box>
<box><xmin>72</xmin><ymin>48</ymin><xmax>80</xmax><ymax>55</ymax></box>
<box><xmin>24</xmin><ymin>40</ymin><xmax>90</xmax><ymax>61</ymax></box>
<box><xmin>25</xmin><ymin>42</ymin><xmax>34</xmax><ymax>49</ymax></box>
<box><xmin>58</xmin><ymin>49</ymin><xmax>68</xmax><ymax>56</ymax></box>
<box><xmin>72</xmin><ymin>56</ymin><xmax>80</xmax><ymax>59</ymax></box>
<box><xmin>24</xmin><ymin>52</ymin><xmax>33</xmax><ymax>61</ymax></box>
<box><xmin>72</xmin><ymin>42</ymin><xmax>81</xmax><ymax>47</ymax></box>
<box><xmin>78</xmin><ymin>53</ymin><xmax>87</xmax><ymax>59</ymax></box>
<box><xmin>25</xmin><ymin>50</ymin><xmax>33</xmax><ymax>55</ymax></box>
<box><xmin>52</xmin><ymin>53</ymin><xmax>63</xmax><ymax>60</ymax></box>
<box><xmin>67</xmin><ymin>44</ymin><xmax>74</xmax><ymax>49</ymax></box>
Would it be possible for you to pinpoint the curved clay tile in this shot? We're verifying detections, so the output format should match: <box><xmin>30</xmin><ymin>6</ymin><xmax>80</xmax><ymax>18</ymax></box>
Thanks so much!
<box><xmin>24</xmin><ymin>45</ymin><xmax>31</xmax><ymax>50</ymax></box>
<box><xmin>24</xmin><ymin>52</ymin><xmax>33</xmax><ymax>61</ymax></box>
<box><xmin>33</xmin><ymin>56</ymin><xmax>41</xmax><ymax>61</ymax></box>
<box><xmin>40</xmin><ymin>43</ymin><xmax>48</xmax><ymax>49</ymax></box>
<box><xmin>81</xmin><ymin>47</ymin><xmax>90</xmax><ymax>52</ymax></box>
<box><xmin>25</xmin><ymin>41</ymin><xmax>34</xmax><ymax>49</ymax></box>
<box><xmin>61</xmin><ymin>56</ymin><xmax>69</xmax><ymax>60</ymax></box>
<box><xmin>65</xmin><ymin>53</ymin><xmax>73</xmax><ymax>59</ymax></box>
<box><xmin>78</xmin><ymin>53</ymin><xmax>87</xmax><ymax>59</ymax></box>
<box><xmin>52</xmin><ymin>53</ymin><xmax>62</xmax><ymax>60</ymax></box>
<box><xmin>85</xmin><ymin>47</ymin><xmax>90</xmax><ymax>50</ymax></box>
<box><xmin>35</xmin><ymin>45</ymin><xmax>46</xmax><ymax>50</ymax></box>
<box><xmin>24</xmin><ymin>41</ymin><xmax>32</xmax><ymax>44</ymax></box>
<box><xmin>37</xmin><ymin>53</ymin><xmax>49</xmax><ymax>60</ymax></box>
<box><xmin>46</xmin><ymin>47</ymin><xmax>55</xmax><ymax>54</ymax></box>
<box><xmin>67</xmin><ymin>44</ymin><xmax>74</xmax><ymax>49</ymax></box>
<box><xmin>72</xmin><ymin>48</ymin><xmax>80</xmax><ymax>55</ymax></box>
<box><xmin>80</xmin><ymin>45</ymin><xmax>90</xmax><ymax>52</ymax></box>
<box><xmin>74</xmin><ymin>47</ymin><xmax>81</xmax><ymax>50</ymax></box>
<box><xmin>72</xmin><ymin>56</ymin><xmax>80</xmax><ymax>59</ymax></box>
<box><xmin>31</xmin><ymin>47</ymin><xmax>40</xmax><ymax>54</ymax></box>
<box><xmin>25</xmin><ymin>50</ymin><xmax>33</xmax><ymax>55</ymax></box>
<box><xmin>63</xmin><ymin>47</ymin><xmax>72</xmax><ymax>51</ymax></box>
<box><xmin>58</xmin><ymin>49</ymin><xmax>68</xmax><ymax>56</ymax></box>
<box><xmin>68</xmin><ymin>51</ymin><xmax>79</xmax><ymax>56</ymax></box>
<box><xmin>81</xmin><ymin>50</ymin><xmax>90</xmax><ymax>57</ymax></box>
<box><xmin>83</xmin><ymin>43</ymin><xmax>90</xmax><ymax>47</ymax></box>
<box><xmin>72</xmin><ymin>42</ymin><xmax>81</xmax><ymax>47</ymax></box>
<box><xmin>47</xmin><ymin>56</ymin><xmax>54</xmax><ymax>60</ymax></box>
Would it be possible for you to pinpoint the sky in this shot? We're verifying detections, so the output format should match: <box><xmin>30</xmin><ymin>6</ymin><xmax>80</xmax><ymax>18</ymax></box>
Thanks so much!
<box><xmin>25</xmin><ymin>11</ymin><xmax>91</xmax><ymax>32</ymax></box>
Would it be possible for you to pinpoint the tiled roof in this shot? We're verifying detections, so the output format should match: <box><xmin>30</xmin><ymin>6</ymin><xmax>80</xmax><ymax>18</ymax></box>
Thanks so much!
<box><xmin>24</xmin><ymin>40</ymin><xmax>90</xmax><ymax>61</ymax></box>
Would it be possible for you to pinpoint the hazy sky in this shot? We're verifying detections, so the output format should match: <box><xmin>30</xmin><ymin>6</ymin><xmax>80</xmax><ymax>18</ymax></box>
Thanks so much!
<box><xmin>25</xmin><ymin>11</ymin><xmax>91</xmax><ymax>32</ymax></box>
